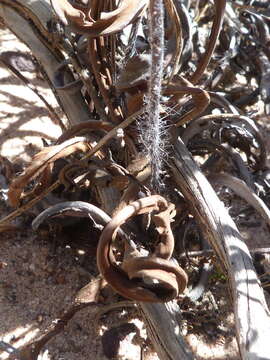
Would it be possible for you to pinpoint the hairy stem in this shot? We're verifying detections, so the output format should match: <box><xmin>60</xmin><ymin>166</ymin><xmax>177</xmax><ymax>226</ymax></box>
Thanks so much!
<box><xmin>141</xmin><ymin>0</ymin><xmax>165</xmax><ymax>191</ymax></box>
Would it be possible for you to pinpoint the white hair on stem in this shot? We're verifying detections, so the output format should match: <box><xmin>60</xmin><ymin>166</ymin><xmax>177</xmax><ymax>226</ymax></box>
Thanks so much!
<box><xmin>138</xmin><ymin>0</ymin><xmax>166</xmax><ymax>191</ymax></box>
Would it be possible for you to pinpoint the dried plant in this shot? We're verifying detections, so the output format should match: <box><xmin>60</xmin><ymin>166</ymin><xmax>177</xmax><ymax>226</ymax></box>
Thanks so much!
<box><xmin>1</xmin><ymin>0</ymin><xmax>270</xmax><ymax>359</ymax></box>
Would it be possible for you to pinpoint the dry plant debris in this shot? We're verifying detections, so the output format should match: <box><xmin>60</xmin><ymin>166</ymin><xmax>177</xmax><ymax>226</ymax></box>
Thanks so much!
<box><xmin>1</xmin><ymin>0</ymin><xmax>270</xmax><ymax>359</ymax></box>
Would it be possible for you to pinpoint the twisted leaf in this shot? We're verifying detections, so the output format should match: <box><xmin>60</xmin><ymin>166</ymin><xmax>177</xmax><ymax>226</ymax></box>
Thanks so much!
<box><xmin>8</xmin><ymin>137</ymin><xmax>91</xmax><ymax>207</ymax></box>
<box><xmin>51</xmin><ymin>0</ymin><xmax>149</xmax><ymax>36</ymax></box>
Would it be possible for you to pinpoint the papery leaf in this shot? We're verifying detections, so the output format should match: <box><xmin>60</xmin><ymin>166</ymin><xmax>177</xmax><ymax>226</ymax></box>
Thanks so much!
<box><xmin>8</xmin><ymin>137</ymin><xmax>91</xmax><ymax>207</ymax></box>
<box><xmin>0</xmin><ymin>224</ymin><xmax>20</xmax><ymax>233</ymax></box>
<box><xmin>52</xmin><ymin>0</ymin><xmax>149</xmax><ymax>36</ymax></box>
<box><xmin>56</xmin><ymin>120</ymin><xmax>113</xmax><ymax>144</ymax></box>
<box><xmin>51</xmin><ymin>0</ymin><xmax>88</xmax><ymax>26</ymax></box>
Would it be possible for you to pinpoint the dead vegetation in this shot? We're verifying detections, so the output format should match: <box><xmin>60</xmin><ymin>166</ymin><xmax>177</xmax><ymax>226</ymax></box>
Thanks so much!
<box><xmin>1</xmin><ymin>0</ymin><xmax>270</xmax><ymax>359</ymax></box>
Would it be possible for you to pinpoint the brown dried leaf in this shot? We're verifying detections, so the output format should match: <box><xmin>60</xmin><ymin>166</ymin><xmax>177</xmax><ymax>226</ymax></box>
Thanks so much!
<box><xmin>0</xmin><ymin>224</ymin><xmax>20</xmax><ymax>233</ymax></box>
<box><xmin>115</xmin><ymin>54</ymin><xmax>150</xmax><ymax>91</ymax></box>
<box><xmin>56</xmin><ymin>120</ymin><xmax>113</xmax><ymax>144</ymax></box>
<box><xmin>52</xmin><ymin>0</ymin><xmax>148</xmax><ymax>36</ymax></box>
<box><xmin>0</xmin><ymin>155</ymin><xmax>14</xmax><ymax>181</ymax></box>
<box><xmin>75</xmin><ymin>276</ymin><xmax>107</xmax><ymax>304</ymax></box>
<box><xmin>8</xmin><ymin>137</ymin><xmax>91</xmax><ymax>207</ymax></box>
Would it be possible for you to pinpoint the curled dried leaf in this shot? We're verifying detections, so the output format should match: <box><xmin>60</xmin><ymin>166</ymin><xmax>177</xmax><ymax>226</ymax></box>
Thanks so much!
<box><xmin>56</xmin><ymin>120</ymin><xmax>113</xmax><ymax>144</ymax></box>
<box><xmin>8</xmin><ymin>137</ymin><xmax>91</xmax><ymax>207</ymax></box>
<box><xmin>52</xmin><ymin>0</ymin><xmax>149</xmax><ymax>36</ymax></box>
<box><xmin>164</xmin><ymin>83</ymin><xmax>210</xmax><ymax>126</ymax></box>
<box><xmin>97</xmin><ymin>195</ymin><xmax>188</xmax><ymax>302</ymax></box>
